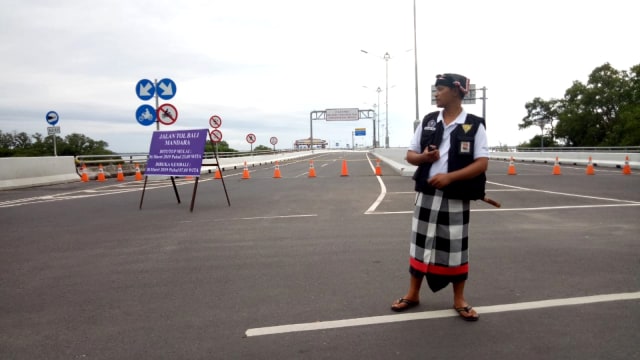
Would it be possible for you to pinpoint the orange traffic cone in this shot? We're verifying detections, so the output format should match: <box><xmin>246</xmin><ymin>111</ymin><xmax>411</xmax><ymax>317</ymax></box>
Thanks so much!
<box><xmin>375</xmin><ymin>159</ymin><xmax>382</xmax><ymax>176</ymax></box>
<box><xmin>552</xmin><ymin>156</ymin><xmax>562</xmax><ymax>175</ymax></box>
<box><xmin>585</xmin><ymin>156</ymin><xmax>595</xmax><ymax>175</ymax></box>
<box><xmin>214</xmin><ymin>167</ymin><xmax>222</xmax><ymax>179</ymax></box>
<box><xmin>242</xmin><ymin>161</ymin><xmax>251</xmax><ymax>179</ymax></box>
<box><xmin>97</xmin><ymin>164</ymin><xmax>106</xmax><ymax>182</ymax></box>
<box><xmin>507</xmin><ymin>157</ymin><xmax>517</xmax><ymax>175</ymax></box>
<box><xmin>340</xmin><ymin>159</ymin><xmax>349</xmax><ymax>177</ymax></box>
<box><xmin>622</xmin><ymin>156</ymin><xmax>632</xmax><ymax>175</ymax></box>
<box><xmin>273</xmin><ymin>161</ymin><xmax>282</xmax><ymax>178</ymax></box>
<box><xmin>116</xmin><ymin>164</ymin><xmax>125</xmax><ymax>181</ymax></box>
<box><xmin>80</xmin><ymin>163</ymin><xmax>89</xmax><ymax>182</ymax></box>
<box><xmin>308</xmin><ymin>160</ymin><xmax>317</xmax><ymax>178</ymax></box>
<box><xmin>134</xmin><ymin>163</ymin><xmax>143</xmax><ymax>181</ymax></box>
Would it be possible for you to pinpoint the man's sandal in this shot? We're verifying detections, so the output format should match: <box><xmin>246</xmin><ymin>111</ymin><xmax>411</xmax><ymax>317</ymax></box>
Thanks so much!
<box><xmin>391</xmin><ymin>298</ymin><xmax>420</xmax><ymax>312</ymax></box>
<box><xmin>454</xmin><ymin>305</ymin><xmax>479</xmax><ymax>321</ymax></box>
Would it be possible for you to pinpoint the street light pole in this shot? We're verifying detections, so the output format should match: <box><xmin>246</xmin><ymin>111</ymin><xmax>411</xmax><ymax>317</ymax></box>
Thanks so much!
<box><xmin>413</xmin><ymin>0</ymin><xmax>420</xmax><ymax>132</ymax></box>
<box><xmin>371</xmin><ymin>103</ymin><xmax>377</xmax><ymax>148</ymax></box>
<box><xmin>361</xmin><ymin>49</ymin><xmax>391</xmax><ymax>148</ymax></box>
<box><xmin>384</xmin><ymin>52</ymin><xmax>390</xmax><ymax>148</ymax></box>
<box><xmin>376</xmin><ymin>87</ymin><xmax>382</xmax><ymax>147</ymax></box>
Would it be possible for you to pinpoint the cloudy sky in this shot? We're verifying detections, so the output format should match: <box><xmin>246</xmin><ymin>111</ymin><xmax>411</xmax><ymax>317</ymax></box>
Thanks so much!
<box><xmin>1</xmin><ymin>0</ymin><xmax>637</xmax><ymax>153</ymax></box>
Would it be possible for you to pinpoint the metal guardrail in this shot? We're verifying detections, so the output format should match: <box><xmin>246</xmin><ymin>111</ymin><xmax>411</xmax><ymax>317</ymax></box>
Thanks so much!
<box><xmin>73</xmin><ymin>149</ymin><xmax>315</xmax><ymax>178</ymax></box>
<box><xmin>75</xmin><ymin>149</ymin><xmax>320</xmax><ymax>164</ymax></box>
<box><xmin>490</xmin><ymin>146</ymin><xmax>640</xmax><ymax>153</ymax></box>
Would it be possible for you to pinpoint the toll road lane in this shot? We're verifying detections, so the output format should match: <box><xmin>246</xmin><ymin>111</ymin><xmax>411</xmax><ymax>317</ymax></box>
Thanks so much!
<box><xmin>0</xmin><ymin>154</ymin><xmax>638</xmax><ymax>360</ymax></box>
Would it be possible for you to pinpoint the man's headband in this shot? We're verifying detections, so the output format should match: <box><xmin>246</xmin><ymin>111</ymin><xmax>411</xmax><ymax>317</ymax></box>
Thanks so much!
<box><xmin>435</xmin><ymin>73</ymin><xmax>470</xmax><ymax>98</ymax></box>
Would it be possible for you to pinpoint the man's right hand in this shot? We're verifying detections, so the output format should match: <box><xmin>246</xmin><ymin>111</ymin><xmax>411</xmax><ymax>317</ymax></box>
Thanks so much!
<box><xmin>422</xmin><ymin>145</ymin><xmax>440</xmax><ymax>163</ymax></box>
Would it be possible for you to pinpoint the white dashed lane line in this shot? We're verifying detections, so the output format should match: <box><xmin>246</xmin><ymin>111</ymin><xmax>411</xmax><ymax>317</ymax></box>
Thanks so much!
<box><xmin>245</xmin><ymin>291</ymin><xmax>640</xmax><ymax>337</ymax></box>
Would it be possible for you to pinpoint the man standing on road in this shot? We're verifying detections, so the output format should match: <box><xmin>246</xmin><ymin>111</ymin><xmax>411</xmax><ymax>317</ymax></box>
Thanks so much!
<box><xmin>390</xmin><ymin>73</ymin><xmax>489</xmax><ymax>321</ymax></box>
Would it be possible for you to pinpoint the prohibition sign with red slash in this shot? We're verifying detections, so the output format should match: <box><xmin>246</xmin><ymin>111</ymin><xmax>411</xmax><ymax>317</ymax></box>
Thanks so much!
<box><xmin>209</xmin><ymin>129</ymin><xmax>223</xmax><ymax>143</ymax></box>
<box><xmin>157</xmin><ymin>103</ymin><xmax>178</xmax><ymax>125</ymax></box>
<box><xmin>209</xmin><ymin>115</ymin><xmax>222</xmax><ymax>128</ymax></box>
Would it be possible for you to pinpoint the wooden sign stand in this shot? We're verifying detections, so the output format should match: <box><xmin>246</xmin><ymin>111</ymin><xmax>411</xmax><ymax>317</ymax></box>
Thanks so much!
<box><xmin>138</xmin><ymin>129</ymin><xmax>230</xmax><ymax>212</ymax></box>
<box><xmin>190</xmin><ymin>148</ymin><xmax>230</xmax><ymax>212</ymax></box>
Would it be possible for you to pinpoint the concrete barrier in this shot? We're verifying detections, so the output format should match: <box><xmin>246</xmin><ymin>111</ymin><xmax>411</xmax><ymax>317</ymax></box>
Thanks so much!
<box><xmin>200</xmin><ymin>150</ymin><xmax>330</xmax><ymax>174</ymax></box>
<box><xmin>0</xmin><ymin>151</ymin><xmax>331</xmax><ymax>190</ymax></box>
<box><xmin>371</xmin><ymin>149</ymin><xmax>417</xmax><ymax>177</ymax></box>
<box><xmin>490</xmin><ymin>151</ymin><xmax>639</xmax><ymax>169</ymax></box>
<box><xmin>2</xmin><ymin>150</ymin><xmax>636</xmax><ymax>190</ymax></box>
<box><xmin>0</xmin><ymin>156</ymin><xmax>79</xmax><ymax>190</ymax></box>
<box><xmin>372</xmin><ymin>148</ymin><xmax>639</xmax><ymax>177</ymax></box>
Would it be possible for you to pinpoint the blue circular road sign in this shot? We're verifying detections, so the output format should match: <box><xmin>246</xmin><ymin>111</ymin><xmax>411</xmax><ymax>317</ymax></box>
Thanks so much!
<box><xmin>136</xmin><ymin>79</ymin><xmax>155</xmax><ymax>101</ymax></box>
<box><xmin>45</xmin><ymin>111</ymin><xmax>59</xmax><ymax>125</ymax></box>
<box><xmin>136</xmin><ymin>104</ymin><xmax>156</xmax><ymax>126</ymax></box>
<box><xmin>157</xmin><ymin>78</ymin><xmax>177</xmax><ymax>100</ymax></box>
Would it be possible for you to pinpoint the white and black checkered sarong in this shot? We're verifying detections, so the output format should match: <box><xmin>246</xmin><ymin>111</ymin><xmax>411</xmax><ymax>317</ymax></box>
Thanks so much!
<box><xmin>410</xmin><ymin>190</ymin><xmax>470</xmax><ymax>292</ymax></box>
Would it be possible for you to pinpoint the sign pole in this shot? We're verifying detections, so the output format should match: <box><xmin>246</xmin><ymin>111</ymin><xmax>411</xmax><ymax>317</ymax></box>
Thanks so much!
<box><xmin>309</xmin><ymin>111</ymin><xmax>314</xmax><ymax>154</ymax></box>
<box><xmin>154</xmin><ymin>78</ymin><xmax>160</xmax><ymax>131</ymax></box>
<box><xmin>45</xmin><ymin>111</ymin><xmax>60</xmax><ymax>156</ymax></box>
<box><xmin>139</xmin><ymin>176</ymin><xmax>148</xmax><ymax>209</ymax></box>
<box><xmin>190</xmin><ymin>177</ymin><xmax>199</xmax><ymax>212</ymax></box>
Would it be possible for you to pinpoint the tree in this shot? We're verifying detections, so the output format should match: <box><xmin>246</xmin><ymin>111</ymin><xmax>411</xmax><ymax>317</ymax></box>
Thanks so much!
<box><xmin>520</xmin><ymin>97</ymin><xmax>561</xmax><ymax>147</ymax></box>
<box><xmin>522</xmin><ymin>62</ymin><xmax>640</xmax><ymax>147</ymax></box>
<box><xmin>0</xmin><ymin>131</ymin><xmax>14</xmax><ymax>149</ymax></box>
<box><xmin>0</xmin><ymin>130</ymin><xmax>113</xmax><ymax>157</ymax></box>
<box><xmin>62</xmin><ymin>133</ymin><xmax>110</xmax><ymax>155</ymax></box>
<box><xmin>614</xmin><ymin>64</ymin><xmax>640</xmax><ymax>146</ymax></box>
<box><xmin>254</xmin><ymin>145</ymin><xmax>271</xmax><ymax>152</ymax></box>
<box><xmin>204</xmin><ymin>140</ymin><xmax>237</xmax><ymax>153</ymax></box>
<box><xmin>557</xmin><ymin>63</ymin><xmax>626</xmax><ymax>146</ymax></box>
<box><xmin>518</xmin><ymin>134</ymin><xmax>560</xmax><ymax>148</ymax></box>
<box><xmin>12</xmin><ymin>132</ymin><xmax>31</xmax><ymax>149</ymax></box>
<box><xmin>29</xmin><ymin>133</ymin><xmax>49</xmax><ymax>155</ymax></box>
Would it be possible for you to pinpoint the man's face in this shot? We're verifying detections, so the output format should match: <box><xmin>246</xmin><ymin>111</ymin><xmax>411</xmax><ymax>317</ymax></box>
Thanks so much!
<box><xmin>434</xmin><ymin>85</ymin><xmax>459</xmax><ymax>108</ymax></box>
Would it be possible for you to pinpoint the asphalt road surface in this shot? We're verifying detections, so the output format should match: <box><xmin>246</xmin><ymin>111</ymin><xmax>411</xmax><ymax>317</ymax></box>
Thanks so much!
<box><xmin>1</xmin><ymin>151</ymin><xmax>639</xmax><ymax>360</ymax></box>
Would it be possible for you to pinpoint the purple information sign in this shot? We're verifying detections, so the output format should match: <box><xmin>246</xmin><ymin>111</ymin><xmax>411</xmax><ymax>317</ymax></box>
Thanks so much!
<box><xmin>145</xmin><ymin>129</ymin><xmax>208</xmax><ymax>177</ymax></box>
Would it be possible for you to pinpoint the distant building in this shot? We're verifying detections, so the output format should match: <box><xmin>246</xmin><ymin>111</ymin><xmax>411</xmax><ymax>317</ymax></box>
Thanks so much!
<box><xmin>294</xmin><ymin>137</ymin><xmax>327</xmax><ymax>149</ymax></box>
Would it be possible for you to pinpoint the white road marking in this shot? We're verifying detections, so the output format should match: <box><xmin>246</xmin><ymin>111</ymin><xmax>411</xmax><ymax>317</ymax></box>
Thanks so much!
<box><xmin>473</xmin><ymin>203</ymin><xmax>640</xmax><ymax>212</ymax></box>
<box><xmin>486</xmin><ymin>189</ymin><xmax>526</xmax><ymax>192</ymax></box>
<box><xmin>487</xmin><ymin>181</ymin><xmax>640</xmax><ymax>204</ymax></box>
<box><xmin>361</xmin><ymin>203</ymin><xmax>640</xmax><ymax>215</ymax></box>
<box><xmin>364</xmin><ymin>179</ymin><xmax>640</xmax><ymax>215</ymax></box>
<box><xmin>245</xmin><ymin>291</ymin><xmax>640</xmax><ymax>337</ymax></box>
<box><xmin>364</xmin><ymin>154</ymin><xmax>387</xmax><ymax>214</ymax></box>
<box><xmin>0</xmin><ymin>179</ymin><xmax>198</xmax><ymax>208</ymax></box>
<box><xmin>205</xmin><ymin>214</ymin><xmax>317</xmax><ymax>222</ymax></box>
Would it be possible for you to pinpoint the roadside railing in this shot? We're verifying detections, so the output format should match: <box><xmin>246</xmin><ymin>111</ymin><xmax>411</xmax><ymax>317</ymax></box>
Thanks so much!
<box><xmin>490</xmin><ymin>146</ymin><xmax>640</xmax><ymax>153</ymax></box>
<box><xmin>73</xmin><ymin>149</ymin><xmax>315</xmax><ymax>178</ymax></box>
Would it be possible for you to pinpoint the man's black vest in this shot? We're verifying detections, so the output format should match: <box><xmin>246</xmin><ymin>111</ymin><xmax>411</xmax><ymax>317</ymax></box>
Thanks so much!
<box><xmin>413</xmin><ymin>111</ymin><xmax>486</xmax><ymax>200</ymax></box>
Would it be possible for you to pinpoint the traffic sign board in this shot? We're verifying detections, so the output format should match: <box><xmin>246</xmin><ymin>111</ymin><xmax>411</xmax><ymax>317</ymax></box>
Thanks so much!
<box><xmin>270</xmin><ymin>136</ymin><xmax>278</xmax><ymax>145</ymax></box>
<box><xmin>47</xmin><ymin>126</ymin><xmax>60</xmax><ymax>135</ymax></box>
<box><xmin>136</xmin><ymin>104</ymin><xmax>156</xmax><ymax>126</ymax></box>
<box><xmin>354</xmin><ymin>127</ymin><xmax>366</xmax><ymax>136</ymax></box>
<box><xmin>157</xmin><ymin>103</ymin><xmax>178</xmax><ymax>125</ymax></box>
<box><xmin>45</xmin><ymin>111</ymin><xmax>59</xmax><ymax>125</ymax></box>
<box><xmin>157</xmin><ymin>78</ymin><xmax>176</xmax><ymax>100</ymax></box>
<box><xmin>209</xmin><ymin>129</ymin><xmax>223</xmax><ymax>143</ymax></box>
<box><xmin>209</xmin><ymin>115</ymin><xmax>222</xmax><ymax>128</ymax></box>
<box><xmin>246</xmin><ymin>133</ymin><xmax>256</xmax><ymax>144</ymax></box>
<box><xmin>326</xmin><ymin>108</ymin><xmax>359</xmax><ymax>121</ymax></box>
<box><xmin>136</xmin><ymin>79</ymin><xmax>155</xmax><ymax>101</ymax></box>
